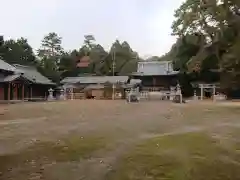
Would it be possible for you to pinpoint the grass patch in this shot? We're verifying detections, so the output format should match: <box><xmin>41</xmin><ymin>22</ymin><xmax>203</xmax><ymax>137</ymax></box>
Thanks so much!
<box><xmin>0</xmin><ymin>136</ymin><xmax>107</xmax><ymax>176</ymax></box>
<box><xmin>106</xmin><ymin>132</ymin><xmax>240</xmax><ymax>180</ymax></box>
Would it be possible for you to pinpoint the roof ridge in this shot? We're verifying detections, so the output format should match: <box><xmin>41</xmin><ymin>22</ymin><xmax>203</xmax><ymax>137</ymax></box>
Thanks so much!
<box><xmin>13</xmin><ymin>64</ymin><xmax>36</xmax><ymax>69</ymax></box>
<box><xmin>0</xmin><ymin>59</ymin><xmax>16</xmax><ymax>72</ymax></box>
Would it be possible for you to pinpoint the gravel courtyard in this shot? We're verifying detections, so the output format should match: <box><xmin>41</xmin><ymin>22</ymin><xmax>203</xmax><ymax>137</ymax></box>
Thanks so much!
<box><xmin>0</xmin><ymin>100</ymin><xmax>239</xmax><ymax>180</ymax></box>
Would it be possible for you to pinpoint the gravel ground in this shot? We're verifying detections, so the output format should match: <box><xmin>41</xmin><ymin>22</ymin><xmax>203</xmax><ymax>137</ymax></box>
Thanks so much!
<box><xmin>0</xmin><ymin>100</ymin><xmax>239</xmax><ymax>180</ymax></box>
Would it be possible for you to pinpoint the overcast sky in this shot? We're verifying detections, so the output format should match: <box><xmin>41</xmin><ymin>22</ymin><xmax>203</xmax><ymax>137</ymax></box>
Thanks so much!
<box><xmin>1</xmin><ymin>0</ymin><xmax>183</xmax><ymax>58</ymax></box>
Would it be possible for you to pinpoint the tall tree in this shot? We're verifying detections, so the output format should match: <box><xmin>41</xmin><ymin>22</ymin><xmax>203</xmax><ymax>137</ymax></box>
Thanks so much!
<box><xmin>38</xmin><ymin>32</ymin><xmax>63</xmax><ymax>62</ymax></box>
<box><xmin>81</xmin><ymin>35</ymin><xmax>96</xmax><ymax>56</ymax></box>
<box><xmin>0</xmin><ymin>37</ymin><xmax>36</xmax><ymax>65</ymax></box>
<box><xmin>0</xmin><ymin>36</ymin><xmax>3</xmax><ymax>47</ymax></box>
<box><xmin>171</xmin><ymin>0</ymin><xmax>240</xmax><ymax>89</ymax></box>
<box><xmin>88</xmin><ymin>44</ymin><xmax>108</xmax><ymax>75</ymax></box>
<box><xmin>107</xmin><ymin>40</ymin><xmax>138</xmax><ymax>75</ymax></box>
<box><xmin>37</xmin><ymin>32</ymin><xmax>63</xmax><ymax>82</ymax></box>
<box><xmin>59</xmin><ymin>51</ymin><xmax>77</xmax><ymax>72</ymax></box>
<box><xmin>37</xmin><ymin>56</ymin><xmax>61</xmax><ymax>83</ymax></box>
<box><xmin>76</xmin><ymin>35</ymin><xmax>97</xmax><ymax>75</ymax></box>
<box><xmin>0</xmin><ymin>36</ymin><xmax>4</xmax><ymax>59</ymax></box>
<box><xmin>84</xmin><ymin>35</ymin><xmax>95</xmax><ymax>49</ymax></box>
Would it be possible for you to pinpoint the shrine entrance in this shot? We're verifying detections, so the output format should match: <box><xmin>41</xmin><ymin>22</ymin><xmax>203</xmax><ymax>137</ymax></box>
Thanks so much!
<box><xmin>204</xmin><ymin>89</ymin><xmax>212</xmax><ymax>98</ymax></box>
<box><xmin>199</xmin><ymin>83</ymin><xmax>219</xmax><ymax>100</ymax></box>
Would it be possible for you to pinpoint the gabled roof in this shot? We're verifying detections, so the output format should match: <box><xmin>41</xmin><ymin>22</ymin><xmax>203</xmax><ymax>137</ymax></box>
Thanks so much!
<box><xmin>0</xmin><ymin>59</ymin><xmax>16</xmax><ymax>72</ymax></box>
<box><xmin>0</xmin><ymin>60</ymin><xmax>55</xmax><ymax>85</ymax></box>
<box><xmin>133</xmin><ymin>60</ymin><xmax>179</xmax><ymax>76</ymax></box>
<box><xmin>76</xmin><ymin>56</ymin><xmax>91</xmax><ymax>68</ymax></box>
<box><xmin>0</xmin><ymin>74</ymin><xmax>21</xmax><ymax>82</ymax></box>
<box><xmin>13</xmin><ymin>64</ymin><xmax>55</xmax><ymax>85</ymax></box>
<box><xmin>61</xmin><ymin>76</ymin><xmax>129</xmax><ymax>84</ymax></box>
<box><xmin>0</xmin><ymin>74</ymin><xmax>34</xmax><ymax>83</ymax></box>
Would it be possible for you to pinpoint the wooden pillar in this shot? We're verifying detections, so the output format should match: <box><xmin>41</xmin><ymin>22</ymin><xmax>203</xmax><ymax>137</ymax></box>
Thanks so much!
<box><xmin>200</xmin><ymin>84</ymin><xmax>203</xmax><ymax>100</ymax></box>
<box><xmin>30</xmin><ymin>86</ymin><xmax>32</xmax><ymax>100</ymax></box>
<box><xmin>153</xmin><ymin>77</ymin><xmax>156</xmax><ymax>87</ymax></box>
<box><xmin>8</xmin><ymin>83</ymin><xmax>10</xmax><ymax>101</ymax></box>
<box><xmin>22</xmin><ymin>84</ymin><xmax>25</xmax><ymax>101</ymax></box>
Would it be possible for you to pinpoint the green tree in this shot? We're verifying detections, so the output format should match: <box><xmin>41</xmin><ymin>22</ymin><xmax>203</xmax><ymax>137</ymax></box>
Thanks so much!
<box><xmin>89</xmin><ymin>44</ymin><xmax>108</xmax><ymax>75</ymax></box>
<box><xmin>37</xmin><ymin>32</ymin><xmax>63</xmax><ymax>82</ymax></box>
<box><xmin>76</xmin><ymin>38</ymin><xmax>138</xmax><ymax>76</ymax></box>
<box><xmin>76</xmin><ymin>35</ymin><xmax>97</xmax><ymax>75</ymax></box>
<box><xmin>0</xmin><ymin>36</ymin><xmax>3</xmax><ymax>47</ymax></box>
<box><xmin>0</xmin><ymin>36</ymin><xmax>4</xmax><ymax>59</ymax></box>
<box><xmin>171</xmin><ymin>0</ymin><xmax>240</xmax><ymax>89</ymax></box>
<box><xmin>171</xmin><ymin>0</ymin><xmax>223</xmax><ymax>68</ymax></box>
<box><xmin>59</xmin><ymin>51</ymin><xmax>77</xmax><ymax>71</ymax></box>
<box><xmin>158</xmin><ymin>34</ymin><xmax>203</xmax><ymax>72</ymax></box>
<box><xmin>84</xmin><ymin>35</ymin><xmax>95</xmax><ymax>49</ymax></box>
<box><xmin>38</xmin><ymin>32</ymin><xmax>63</xmax><ymax>62</ymax></box>
<box><xmin>58</xmin><ymin>50</ymin><xmax>81</xmax><ymax>79</ymax></box>
<box><xmin>37</xmin><ymin>57</ymin><xmax>60</xmax><ymax>83</ymax></box>
<box><xmin>0</xmin><ymin>37</ymin><xmax>36</xmax><ymax>65</ymax></box>
<box><xmin>80</xmin><ymin>35</ymin><xmax>96</xmax><ymax>57</ymax></box>
<box><xmin>108</xmin><ymin>40</ymin><xmax>138</xmax><ymax>75</ymax></box>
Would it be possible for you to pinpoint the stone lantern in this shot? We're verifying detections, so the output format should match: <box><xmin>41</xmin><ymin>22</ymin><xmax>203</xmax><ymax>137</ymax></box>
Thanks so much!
<box><xmin>176</xmin><ymin>84</ymin><xmax>181</xmax><ymax>95</ymax></box>
<box><xmin>193</xmin><ymin>90</ymin><xmax>198</xmax><ymax>100</ymax></box>
<box><xmin>175</xmin><ymin>84</ymin><xmax>183</xmax><ymax>103</ymax></box>
<box><xmin>170</xmin><ymin>86</ymin><xmax>175</xmax><ymax>101</ymax></box>
<box><xmin>59</xmin><ymin>88</ymin><xmax>65</xmax><ymax>100</ymax></box>
<box><xmin>48</xmin><ymin>88</ymin><xmax>54</xmax><ymax>101</ymax></box>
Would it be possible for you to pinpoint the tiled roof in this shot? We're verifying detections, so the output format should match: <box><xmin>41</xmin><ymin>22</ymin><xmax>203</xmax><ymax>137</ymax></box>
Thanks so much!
<box><xmin>0</xmin><ymin>60</ymin><xmax>55</xmax><ymax>85</ymax></box>
<box><xmin>133</xmin><ymin>61</ymin><xmax>179</xmax><ymax>76</ymax></box>
<box><xmin>61</xmin><ymin>76</ymin><xmax>129</xmax><ymax>84</ymax></box>
<box><xmin>77</xmin><ymin>61</ymin><xmax>90</xmax><ymax>68</ymax></box>
<box><xmin>13</xmin><ymin>64</ymin><xmax>55</xmax><ymax>85</ymax></box>
<box><xmin>0</xmin><ymin>59</ymin><xmax>16</xmax><ymax>72</ymax></box>
<box><xmin>76</xmin><ymin>56</ymin><xmax>90</xmax><ymax>68</ymax></box>
<box><xmin>0</xmin><ymin>74</ymin><xmax>21</xmax><ymax>82</ymax></box>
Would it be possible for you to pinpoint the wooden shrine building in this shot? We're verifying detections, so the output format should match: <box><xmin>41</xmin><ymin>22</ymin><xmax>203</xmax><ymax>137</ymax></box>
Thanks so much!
<box><xmin>0</xmin><ymin>59</ymin><xmax>55</xmax><ymax>101</ymax></box>
<box><xmin>130</xmin><ymin>60</ymin><xmax>179</xmax><ymax>91</ymax></box>
<box><xmin>61</xmin><ymin>75</ymin><xmax>140</xmax><ymax>100</ymax></box>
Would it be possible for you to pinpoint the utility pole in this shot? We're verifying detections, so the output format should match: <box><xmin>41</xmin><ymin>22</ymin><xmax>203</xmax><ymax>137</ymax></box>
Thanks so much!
<box><xmin>112</xmin><ymin>46</ymin><xmax>116</xmax><ymax>100</ymax></box>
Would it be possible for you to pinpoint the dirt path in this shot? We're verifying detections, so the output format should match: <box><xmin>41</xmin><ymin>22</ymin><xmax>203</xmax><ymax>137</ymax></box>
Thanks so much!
<box><xmin>0</xmin><ymin>100</ymin><xmax>239</xmax><ymax>180</ymax></box>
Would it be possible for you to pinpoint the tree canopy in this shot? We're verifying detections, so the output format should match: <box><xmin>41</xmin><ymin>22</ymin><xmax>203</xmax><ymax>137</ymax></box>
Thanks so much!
<box><xmin>161</xmin><ymin>0</ymin><xmax>240</xmax><ymax>90</ymax></box>
<box><xmin>0</xmin><ymin>37</ymin><xmax>36</xmax><ymax>66</ymax></box>
<box><xmin>0</xmin><ymin>33</ymin><xmax>139</xmax><ymax>83</ymax></box>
